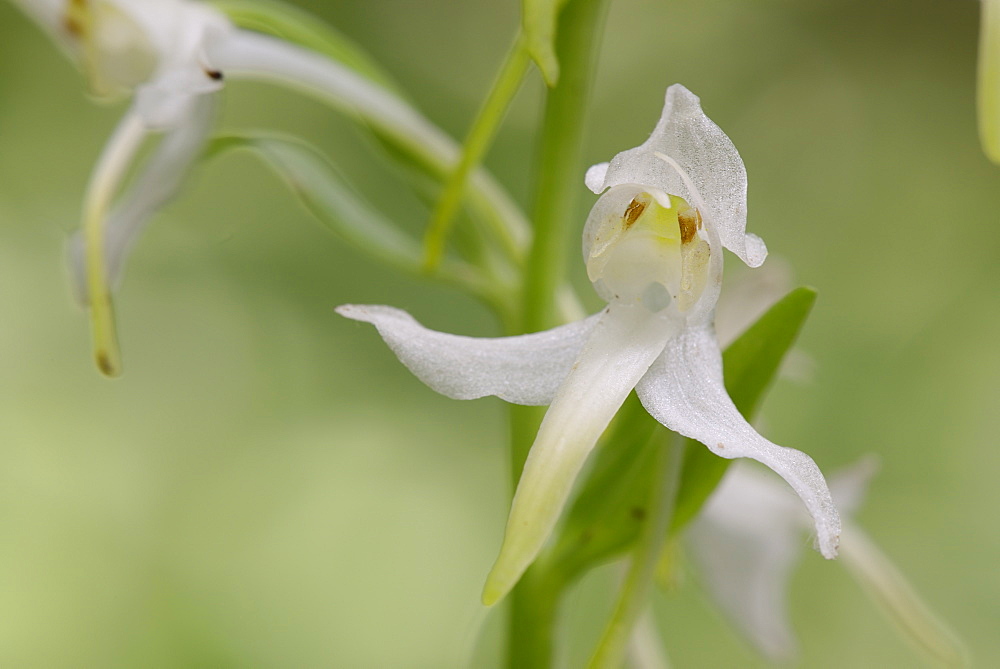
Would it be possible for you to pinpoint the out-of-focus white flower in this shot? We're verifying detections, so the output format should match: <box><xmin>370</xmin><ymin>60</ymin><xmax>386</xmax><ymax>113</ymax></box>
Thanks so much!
<box><xmin>689</xmin><ymin>458</ymin><xmax>966</xmax><ymax>666</ymax></box>
<box><xmin>339</xmin><ymin>85</ymin><xmax>841</xmax><ymax>606</ymax></box>
<box><xmin>10</xmin><ymin>0</ymin><xmax>490</xmax><ymax>375</ymax></box>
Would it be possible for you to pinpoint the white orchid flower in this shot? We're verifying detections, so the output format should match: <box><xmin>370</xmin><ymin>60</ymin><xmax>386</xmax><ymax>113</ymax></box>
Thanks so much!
<box><xmin>689</xmin><ymin>459</ymin><xmax>966</xmax><ymax>666</ymax></box>
<box><xmin>338</xmin><ymin>84</ymin><xmax>841</xmax><ymax>606</ymax></box>
<box><xmin>11</xmin><ymin>0</ymin><xmax>515</xmax><ymax>375</ymax></box>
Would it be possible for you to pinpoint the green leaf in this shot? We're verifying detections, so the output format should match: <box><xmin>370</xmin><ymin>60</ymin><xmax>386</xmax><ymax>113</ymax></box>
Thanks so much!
<box><xmin>205</xmin><ymin>133</ymin><xmax>503</xmax><ymax>307</ymax></box>
<box><xmin>545</xmin><ymin>287</ymin><xmax>817</xmax><ymax>581</ymax></box>
<box><xmin>209</xmin><ymin>0</ymin><xmax>399</xmax><ymax>92</ymax></box>
<box><xmin>422</xmin><ymin>35</ymin><xmax>531</xmax><ymax>271</ymax></box>
<box><xmin>522</xmin><ymin>0</ymin><xmax>568</xmax><ymax>86</ymax></box>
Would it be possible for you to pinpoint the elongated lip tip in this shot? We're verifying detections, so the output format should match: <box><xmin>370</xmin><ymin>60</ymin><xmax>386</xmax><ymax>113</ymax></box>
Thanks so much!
<box><xmin>480</xmin><ymin>573</ymin><xmax>511</xmax><ymax>607</ymax></box>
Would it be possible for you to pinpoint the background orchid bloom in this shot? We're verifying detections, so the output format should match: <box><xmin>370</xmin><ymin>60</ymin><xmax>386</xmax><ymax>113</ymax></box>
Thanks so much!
<box><xmin>10</xmin><ymin>0</ymin><xmax>522</xmax><ymax>375</ymax></box>
<box><xmin>338</xmin><ymin>84</ymin><xmax>841</xmax><ymax>606</ymax></box>
<box><xmin>689</xmin><ymin>458</ymin><xmax>966</xmax><ymax>666</ymax></box>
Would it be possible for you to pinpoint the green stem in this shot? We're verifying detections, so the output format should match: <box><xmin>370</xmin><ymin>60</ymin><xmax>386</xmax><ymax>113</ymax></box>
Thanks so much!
<box><xmin>504</xmin><ymin>402</ymin><xmax>550</xmax><ymax>668</ymax></box>
<box><xmin>503</xmin><ymin>1</ymin><xmax>610</xmax><ymax>663</ymax></box>
<box><xmin>520</xmin><ymin>0</ymin><xmax>610</xmax><ymax>333</ymax></box>
<box><xmin>423</xmin><ymin>33</ymin><xmax>532</xmax><ymax>269</ymax></box>
<box><xmin>587</xmin><ymin>433</ymin><xmax>685</xmax><ymax>669</ymax></box>
<box><xmin>506</xmin><ymin>562</ymin><xmax>563</xmax><ymax>668</ymax></box>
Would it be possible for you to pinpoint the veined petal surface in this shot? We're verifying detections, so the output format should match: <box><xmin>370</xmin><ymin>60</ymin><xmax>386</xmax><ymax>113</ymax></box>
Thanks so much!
<box><xmin>336</xmin><ymin>304</ymin><xmax>601</xmax><ymax>405</ymax></box>
<box><xmin>586</xmin><ymin>84</ymin><xmax>766</xmax><ymax>268</ymax></box>
<box><xmin>482</xmin><ymin>303</ymin><xmax>677</xmax><ymax>604</ymax></box>
<box><xmin>635</xmin><ymin>324</ymin><xmax>841</xmax><ymax>558</ymax></box>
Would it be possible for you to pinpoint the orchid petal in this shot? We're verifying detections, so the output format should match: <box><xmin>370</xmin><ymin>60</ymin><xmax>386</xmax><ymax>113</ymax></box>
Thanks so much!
<box><xmin>587</xmin><ymin>84</ymin><xmax>766</xmax><ymax>268</ymax></box>
<box><xmin>688</xmin><ymin>464</ymin><xmax>802</xmax><ymax>661</ymax></box>
<box><xmin>336</xmin><ymin>305</ymin><xmax>602</xmax><ymax>405</ymax></box>
<box><xmin>482</xmin><ymin>303</ymin><xmax>677</xmax><ymax>604</ymax></box>
<box><xmin>636</xmin><ymin>324</ymin><xmax>841</xmax><ymax>558</ymax></box>
<box><xmin>69</xmin><ymin>93</ymin><xmax>217</xmax><ymax>302</ymax></box>
<box><xmin>688</xmin><ymin>460</ymin><xmax>874</xmax><ymax>661</ymax></box>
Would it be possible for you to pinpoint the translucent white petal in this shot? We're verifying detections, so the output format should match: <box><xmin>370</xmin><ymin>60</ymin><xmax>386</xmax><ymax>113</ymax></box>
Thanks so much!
<box><xmin>68</xmin><ymin>94</ymin><xmax>216</xmax><ymax>302</ymax></box>
<box><xmin>635</xmin><ymin>324</ymin><xmax>841</xmax><ymax>558</ymax></box>
<box><xmin>688</xmin><ymin>464</ymin><xmax>801</xmax><ymax>661</ymax></box>
<box><xmin>584</xmin><ymin>161</ymin><xmax>609</xmax><ymax>194</ymax></box>
<box><xmin>482</xmin><ymin>304</ymin><xmax>677</xmax><ymax>604</ymax></box>
<box><xmin>336</xmin><ymin>304</ymin><xmax>602</xmax><ymax>405</ymax></box>
<box><xmin>589</xmin><ymin>84</ymin><xmax>766</xmax><ymax>268</ymax></box>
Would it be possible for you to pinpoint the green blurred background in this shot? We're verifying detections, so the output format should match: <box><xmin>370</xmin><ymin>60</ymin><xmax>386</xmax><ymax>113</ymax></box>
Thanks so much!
<box><xmin>0</xmin><ymin>0</ymin><xmax>997</xmax><ymax>666</ymax></box>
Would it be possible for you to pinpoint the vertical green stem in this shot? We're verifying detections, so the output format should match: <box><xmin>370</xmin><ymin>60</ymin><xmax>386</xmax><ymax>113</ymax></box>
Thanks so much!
<box><xmin>506</xmin><ymin>562</ymin><xmax>562</xmax><ymax>667</ymax></box>
<box><xmin>587</xmin><ymin>433</ymin><xmax>685</xmax><ymax>669</ymax></box>
<box><xmin>520</xmin><ymin>0</ymin><xmax>610</xmax><ymax>333</ymax></box>
<box><xmin>504</xmin><ymin>0</ymin><xmax>609</xmax><ymax>664</ymax></box>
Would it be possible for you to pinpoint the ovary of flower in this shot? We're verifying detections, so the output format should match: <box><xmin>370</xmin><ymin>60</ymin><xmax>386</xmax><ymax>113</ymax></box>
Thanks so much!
<box><xmin>339</xmin><ymin>84</ymin><xmax>842</xmax><ymax>606</ymax></box>
<box><xmin>12</xmin><ymin>0</ymin><xmax>512</xmax><ymax>375</ymax></box>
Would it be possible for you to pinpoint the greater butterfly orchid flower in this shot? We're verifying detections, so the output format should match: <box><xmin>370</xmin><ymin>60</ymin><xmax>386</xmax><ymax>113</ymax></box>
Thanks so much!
<box><xmin>338</xmin><ymin>84</ymin><xmax>841</xmax><ymax>605</ymax></box>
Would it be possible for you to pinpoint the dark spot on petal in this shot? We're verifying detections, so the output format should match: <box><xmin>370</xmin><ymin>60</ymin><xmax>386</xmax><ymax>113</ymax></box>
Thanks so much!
<box><xmin>64</xmin><ymin>0</ymin><xmax>88</xmax><ymax>38</ymax></box>
<box><xmin>64</xmin><ymin>15</ymin><xmax>84</xmax><ymax>37</ymax></box>
<box><xmin>205</xmin><ymin>69</ymin><xmax>224</xmax><ymax>81</ymax></box>
<box><xmin>623</xmin><ymin>196</ymin><xmax>647</xmax><ymax>228</ymax></box>
<box><xmin>716</xmin><ymin>442</ymin><xmax>725</xmax><ymax>450</ymax></box>
<box><xmin>96</xmin><ymin>351</ymin><xmax>116</xmax><ymax>376</ymax></box>
<box><xmin>679</xmin><ymin>208</ymin><xmax>702</xmax><ymax>244</ymax></box>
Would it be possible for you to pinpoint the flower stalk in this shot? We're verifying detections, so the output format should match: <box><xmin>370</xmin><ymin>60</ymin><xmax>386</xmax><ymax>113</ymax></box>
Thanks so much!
<box><xmin>423</xmin><ymin>33</ymin><xmax>533</xmax><ymax>270</ymax></box>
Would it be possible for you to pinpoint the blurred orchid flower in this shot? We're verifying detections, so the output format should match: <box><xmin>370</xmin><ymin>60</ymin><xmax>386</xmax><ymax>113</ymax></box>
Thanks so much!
<box><xmin>689</xmin><ymin>459</ymin><xmax>966</xmax><ymax>666</ymax></box>
<box><xmin>338</xmin><ymin>84</ymin><xmax>841</xmax><ymax>606</ymax></box>
<box><xmin>10</xmin><ymin>0</ymin><xmax>480</xmax><ymax>375</ymax></box>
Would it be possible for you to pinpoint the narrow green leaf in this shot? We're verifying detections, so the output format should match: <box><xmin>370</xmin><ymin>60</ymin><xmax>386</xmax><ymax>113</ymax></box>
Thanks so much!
<box><xmin>209</xmin><ymin>0</ymin><xmax>399</xmax><ymax>92</ymax></box>
<box><xmin>206</xmin><ymin>133</ymin><xmax>503</xmax><ymax>306</ymax></box>
<box><xmin>546</xmin><ymin>287</ymin><xmax>818</xmax><ymax>581</ymax></box>
<box><xmin>422</xmin><ymin>34</ymin><xmax>531</xmax><ymax>270</ymax></box>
